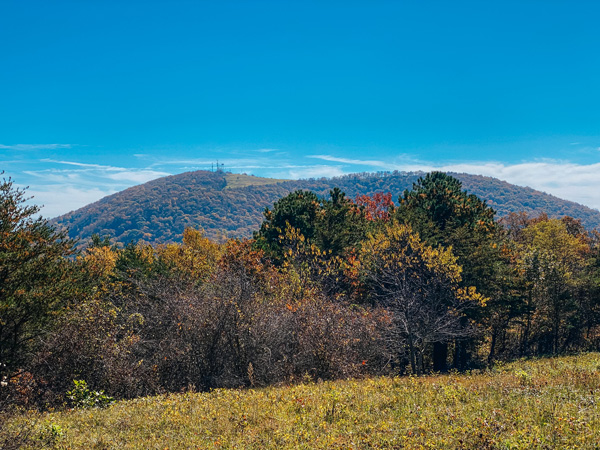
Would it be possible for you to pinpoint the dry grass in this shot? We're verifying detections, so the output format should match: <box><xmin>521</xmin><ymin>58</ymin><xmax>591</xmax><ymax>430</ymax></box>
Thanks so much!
<box><xmin>224</xmin><ymin>173</ymin><xmax>287</xmax><ymax>189</ymax></box>
<box><xmin>7</xmin><ymin>353</ymin><xmax>600</xmax><ymax>449</ymax></box>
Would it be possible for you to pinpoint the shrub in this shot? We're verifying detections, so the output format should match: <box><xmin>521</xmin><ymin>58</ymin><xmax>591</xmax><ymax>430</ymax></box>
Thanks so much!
<box><xmin>66</xmin><ymin>380</ymin><xmax>114</xmax><ymax>409</ymax></box>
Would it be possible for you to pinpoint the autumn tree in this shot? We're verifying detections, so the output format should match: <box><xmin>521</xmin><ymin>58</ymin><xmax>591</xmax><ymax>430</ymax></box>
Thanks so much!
<box><xmin>155</xmin><ymin>228</ymin><xmax>221</xmax><ymax>285</ymax></box>
<box><xmin>581</xmin><ymin>230</ymin><xmax>600</xmax><ymax>348</ymax></box>
<box><xmin>355</xmin><ymin>192</ymin><xmax>394</xmax><ymax>222</ymax></box>
<box><xmin>359</xmin><ymin>223</ymin><xmax>483</xmax><ymax>375</ymax></box>
<box><xmin>519</xmin><ymin>218</ymin><xmax>589</xmax><ymax>354</ymax></box>
<box><xmin>491</xmin><ymin>213</ymin><xmax>600</xmax><ymax>358</ymax></box>
<box><xmin>0</xmin><ymin>178</ymin><xmax>77</xmax><ymax>376</ymax></box>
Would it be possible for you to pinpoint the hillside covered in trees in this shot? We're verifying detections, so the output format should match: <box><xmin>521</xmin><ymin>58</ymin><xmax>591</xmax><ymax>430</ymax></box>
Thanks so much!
<box><xmin>53</xmin><ymin>170</ymin><xmax>600</xmax><ymax>245</ymax></box>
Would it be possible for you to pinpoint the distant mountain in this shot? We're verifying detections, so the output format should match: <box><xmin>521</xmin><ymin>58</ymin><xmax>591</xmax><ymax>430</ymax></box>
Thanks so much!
<box><xmin>53</xmin><ymin>170</ymin><xmax>600</xmax><ymax>245</ymax></box>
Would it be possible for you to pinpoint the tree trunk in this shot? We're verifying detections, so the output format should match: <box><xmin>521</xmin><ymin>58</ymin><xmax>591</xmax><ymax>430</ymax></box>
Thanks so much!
<box><xmin>408</xmin><ymin>335</ymin><xmax>417</xmax><ymax>375</ymax></box>
<box><xmin>453</xmin><ymin>340</ymin><xmax>467</xmax><ymax>370</ymax></box>
<box><xmin>433</xmin><ymin>342</ymin><xmax>448</xmax><ymax>372</ymax></box>
<box><xmin>488</xmin><ymin>332</ymin><xmax>497</xmax><ymax>364</ymax></box>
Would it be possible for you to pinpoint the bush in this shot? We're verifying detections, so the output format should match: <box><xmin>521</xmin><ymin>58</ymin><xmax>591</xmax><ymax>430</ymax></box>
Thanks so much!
<box><xmin>66</xmin><ymin>380</ymin><xmax>114</xmax><ymax>409</ymax></box>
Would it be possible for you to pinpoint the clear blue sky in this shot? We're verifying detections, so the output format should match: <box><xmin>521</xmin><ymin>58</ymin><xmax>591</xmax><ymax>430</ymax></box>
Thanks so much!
<box><xmin>2</xmin><ymin>0</ymin><xmax>600</xmax><ymax>216</ymax></box>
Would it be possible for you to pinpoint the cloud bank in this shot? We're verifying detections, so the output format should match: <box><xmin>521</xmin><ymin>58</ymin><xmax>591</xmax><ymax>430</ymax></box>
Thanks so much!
<box><xmin>308</xmin><ymin>155</ymin><xmax>600</xmax><ymax>211</ymax></box>
<box><xmin>0</xmin><ymin>143</ymin><xmax>73</xmax><ymax>151</ymax></box>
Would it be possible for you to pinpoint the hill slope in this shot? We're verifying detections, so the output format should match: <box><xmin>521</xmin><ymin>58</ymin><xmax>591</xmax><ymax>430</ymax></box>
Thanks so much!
<box><xmin>54</xmin><ymin>170</ymin><xmax>600</xmax><ymax>244</ymax></box>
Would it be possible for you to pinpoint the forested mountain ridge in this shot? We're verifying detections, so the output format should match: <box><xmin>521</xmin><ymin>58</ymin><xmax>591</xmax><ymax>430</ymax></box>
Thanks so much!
<box><xmin>53</xmin><ymin>170</ymin><xmax>600</xmax><ymax>244</ymax></box>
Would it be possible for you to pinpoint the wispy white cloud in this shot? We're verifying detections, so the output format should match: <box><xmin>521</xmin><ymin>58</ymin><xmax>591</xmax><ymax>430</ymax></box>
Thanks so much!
<box><xmin>256</xmin><ymin>148</ymin><xmax>279</xmax><ymax>153</ymax></box>
<box><xmin>41</xmin><ymin>159</ymin><xmax>120</xmax><ymax>170</ymax></box>
<box><xmin>0</xmin><ymin>144</ymin><xmax>73</xmax><ymax>151</ymax></box>
<box><xmin>23</xmin><ymin>170</ymin><xmax>86</xmax><ymax>184</ymax></box>
<box><xmin>18</xmin><ymin>159</ymin><xmax>171</xmax><ymax>217</ymax></box>
<box><xmin>308</xmin><ymin>154</ymin><xmax>390</xmax><ymax>168</ymax></box>
<box><xmin>106</xmin><ymin>170</ymin><xmax>170</xmax><ymax>183</ymax></box>
<box><xmin>25</xmin><ymin>166</ymin><xmax>170</xmax><ymax>186</ymax></box>
<box><xmin>308</xmin><ymin>153</ymin><xmax>429</xmax><ymax>167</ymax></box>
<box><xmin>287</xmin><ymin>165</ymin><xmax>346</xmax><ymax>179</ymax></box>
<box><xmin>26</xmin><ymin>186</ymin><xmax>119</xmax><ymax>218</ymax></box>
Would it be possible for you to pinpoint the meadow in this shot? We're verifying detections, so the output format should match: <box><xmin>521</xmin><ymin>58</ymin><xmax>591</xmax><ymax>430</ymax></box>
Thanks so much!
<box><xmin>6</xmin><ymin>353</ymin><xmax>600</xmax><ymax>449</ymax></box>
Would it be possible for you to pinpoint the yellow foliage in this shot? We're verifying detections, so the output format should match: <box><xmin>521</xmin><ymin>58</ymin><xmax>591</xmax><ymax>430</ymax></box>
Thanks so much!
<box><xmin>521</xmin><ymin>218</ymin><xmax>589</xmax><ymax>286</ymax></box>
<box><xmin>156</xmin><ymin>228</ymin><xmax>221</xmax><ymax>282</ymax></box>
<box><xmin>82</xmin><ymin>246</ymin><xmax>118</xmax><ymax>278</ymax></box>
<box><xmin>360</xmin><ymin>223</ymin><xmax>464</xmax><ymax>286</ymax></box>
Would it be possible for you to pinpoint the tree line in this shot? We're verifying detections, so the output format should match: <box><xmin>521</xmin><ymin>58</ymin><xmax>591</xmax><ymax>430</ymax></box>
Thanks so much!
<box><xmin>1</xmin><ymin>172</ymin><xmax>599</xmax><ymax>410</ymax></box>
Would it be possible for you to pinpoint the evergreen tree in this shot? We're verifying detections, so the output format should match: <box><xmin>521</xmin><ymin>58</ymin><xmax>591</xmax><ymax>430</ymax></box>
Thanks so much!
<box><xmin>316</xmin><ymin>187</ymin><xmax>367</xmax><ymax>258</ymax></box>
<box><xmin>254</xmin><ymin>188</ymin><xmax>368</xmax><ymax>262</ymax></box>
<box><xmin>396</xmin><ymin>172</ymin><xmax>502</xmax><ymax>369</ymax></box>
<box><xmin>254</xmin><ymin>190</ymin><xmax>321</xmax><ymax>262</ymax></box>
<box><xmin>0</xmin><ymin>178</ymin><xmax>77</xmax><ymax>375</ymax></box>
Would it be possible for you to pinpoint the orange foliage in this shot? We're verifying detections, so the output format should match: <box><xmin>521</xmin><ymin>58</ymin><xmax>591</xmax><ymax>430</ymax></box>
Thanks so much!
<box><xmin>355</xmin><ymin>192</ymin><xmax>394</xmax><ymax>222</ymax></box>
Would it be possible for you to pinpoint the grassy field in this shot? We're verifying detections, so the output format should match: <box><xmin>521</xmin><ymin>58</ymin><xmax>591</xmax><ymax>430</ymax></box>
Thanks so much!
<box><xmin>6</xmin><ymin>353</ymin><xmax>600</xmax><ymax>449</ymax></box>
<box><xmin>224</xmin><ymin>173</ymin><xmax>288</xmax><ymax>189</ymax></box>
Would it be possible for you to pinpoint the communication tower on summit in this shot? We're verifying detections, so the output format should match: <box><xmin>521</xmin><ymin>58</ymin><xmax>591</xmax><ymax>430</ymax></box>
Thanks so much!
<box><xmin>211</xmin><ymin>161</ymin><xmax>225</xmax><ymax>172</ymax></box>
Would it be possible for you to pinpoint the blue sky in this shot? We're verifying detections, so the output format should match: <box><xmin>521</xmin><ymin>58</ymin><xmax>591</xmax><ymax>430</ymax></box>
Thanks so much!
<box><xmin>2</xmin><ymin>1</ymin><xmax>600</xmax><ymax>217</ymax></box>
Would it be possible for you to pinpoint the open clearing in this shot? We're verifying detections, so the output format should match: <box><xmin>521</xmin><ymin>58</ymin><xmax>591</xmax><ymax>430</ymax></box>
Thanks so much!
<box><xmin>7</xmin><ymin>353</ymin><xmax>600</xmax><ymax>449</ymax></box>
